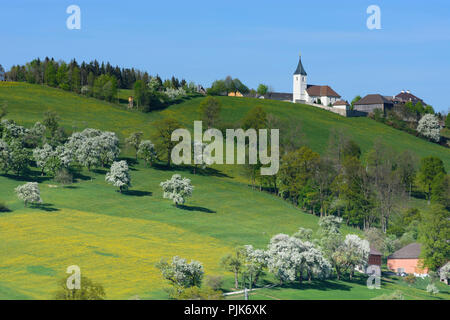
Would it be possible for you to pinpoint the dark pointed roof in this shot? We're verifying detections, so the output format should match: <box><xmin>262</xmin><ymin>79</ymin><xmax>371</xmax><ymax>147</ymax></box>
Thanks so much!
<box><xmin>294</xmin><ymin>55</ymin><xmax>307</xmax><ymax>76</ymax></box>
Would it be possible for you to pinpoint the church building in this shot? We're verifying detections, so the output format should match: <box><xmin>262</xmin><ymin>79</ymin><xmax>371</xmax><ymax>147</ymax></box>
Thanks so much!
<box><xmin>292</xmin><ymin>55</ymin><xmax>341</xmax><ymax>106</ymax></box>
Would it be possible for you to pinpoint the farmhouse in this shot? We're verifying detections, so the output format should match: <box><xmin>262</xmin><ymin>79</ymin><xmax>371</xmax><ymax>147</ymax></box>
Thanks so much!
<box><xmin>387</xmin><ymin>243</ymin><xmax>428</xmax><ymax>276</ymax></box>
<box><xmin>363</xmin><ymin>246</ymin><xmax>382</xmax><ymax>275</ymax></box>
<box><xmin>394</xmin><ymin>90</ymin><xmax>427</xmax><ymax>106</ymax></box>
<box><xmin>353</xmin><ymin>94</ymin><xmax>394</xmax><ymax>114</ymax></box>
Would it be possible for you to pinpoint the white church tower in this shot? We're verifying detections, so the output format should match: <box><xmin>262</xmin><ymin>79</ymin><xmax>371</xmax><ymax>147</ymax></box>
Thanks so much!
<box><xmin>293</xmin><ymin>53</ymin><xmax>308</xmax><ymax>103</ymax></box>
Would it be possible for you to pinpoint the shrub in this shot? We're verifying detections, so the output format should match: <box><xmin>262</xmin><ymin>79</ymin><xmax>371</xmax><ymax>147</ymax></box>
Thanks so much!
<box><xmin>426</xmin><ymin>283</ymin><xmax>439</xmax><ymax>295</ymax></box>
<box><xmin>54</xmin><ymin>168</ymin><xmax>73</xmax><ymax>185</ymax></box>
<box><xmin>0</xmin><ymin>201</ymin><xmax>10</xmax><ymax>212</ymax></box>
<box><xmin>404</xmin><ymin>274</ymin><xmax>416</xmax><ymax>284</ymax></box>
<box><xmin>205</xmin><ymin>275</ymin><xmax>224</xmax><ymax>291</ymax></box>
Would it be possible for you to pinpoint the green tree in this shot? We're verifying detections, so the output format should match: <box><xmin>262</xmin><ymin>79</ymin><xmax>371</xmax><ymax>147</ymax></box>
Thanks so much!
<box><xmin>153</xmin><ymin>118</ymin><xmax>182</xmax><ymax>166</ymax></box>
<box><xmin>242</xmin><ymin>106</ymin><xmax>267</xmax><ymax>130</ymax></box>
<box><xmin>44</xmin><ymin>61</ymin><xmax>57</xmax><ymax>87</ymax></box>
<box><xmin>418</xmin><ymin>156</ymin><xmax>446</xmax><ymax>203</ymax></box>
<box><xmin>278</xmin><ymin>146</ymin><xmax>320</xmax><ymax>207</ymax></box>
<box><xmin>257</xmin><ymin>84</ymin><xmax>268</xmax><ymax>96</ymax></box>
<box><xmin>419</xmin><ymin>204</ymin><xmax>450</xmax><ymax>271</ymax></box>
<box><xmin>71</xmin><ymin>66</ymin><xmax>81</xmax><ymax>93</ymax></box>
<box><xmin>125</xmin><ymin>132</ymin><xmax>143</xmax><ymax>159</ymax></box>
<box><xmin>220</xmin><ymin>247</ymin><xmax>245</xmax><ymax>289</ymax></box>
<box><xmin>351</xmin><ymin>95</ymin><xmax>361</xmax><ymax>108</ymax></box>
<box><xmin>56</xmin><ymin>62</ymin><xmax>70</xmax><ymax>90</ymax></box>
<box><xmin>430</xmin><ymin>173</ymin><xmax>450</xmax><ymax>208</ymax></box>
<box><xmin>200</xmin><ymin>96</ymin><xmax>222</xmax><ymax>128</ymax></box>
<box><xmin>133</xmin><ymin>80</ymin><xmax>146</xmax><ymax>108</ymax></box>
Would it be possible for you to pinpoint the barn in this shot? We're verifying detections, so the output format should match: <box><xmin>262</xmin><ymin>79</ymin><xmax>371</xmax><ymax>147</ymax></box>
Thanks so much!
<box><xmin>387</xmin><ymin>243</ymin><xmax>428</xmax><ymax>276</ymax></box>
<box><xmin>353</xmin><ymin>94</ymin><xmax>393</xmax><ymax>115</ymax></box>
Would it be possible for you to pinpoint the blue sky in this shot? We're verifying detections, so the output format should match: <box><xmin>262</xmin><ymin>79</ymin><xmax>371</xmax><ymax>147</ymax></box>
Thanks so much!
<box><xmin>1</xmin><ymin>0</ymin><xmax>449</xmax><ymax>112</ymax></box>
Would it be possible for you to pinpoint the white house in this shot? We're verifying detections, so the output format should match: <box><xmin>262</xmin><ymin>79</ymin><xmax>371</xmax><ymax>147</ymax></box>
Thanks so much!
<box><xmin>292</xmin><ymin>54</ymin><xmax>341</xmax><ymax>106</ymax></box>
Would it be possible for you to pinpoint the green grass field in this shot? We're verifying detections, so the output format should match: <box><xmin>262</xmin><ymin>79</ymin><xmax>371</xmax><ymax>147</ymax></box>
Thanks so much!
<box><xmin>0</xmin><ymin>82</ymin><xmax>448</xmax><ymax>300</ymax></box>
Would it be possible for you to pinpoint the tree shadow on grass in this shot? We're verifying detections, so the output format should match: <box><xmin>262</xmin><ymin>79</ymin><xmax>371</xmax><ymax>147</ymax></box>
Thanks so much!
<box><xmin>2</xmin><ymin>173</ymin><xmax>51</xmax><ymax>183</ymax></box>
<box><xmin>122</xmin><ymin>190</ymin><xmax>152</xmax><ymax>197</ymax></box>
<box><xmin>30</xmin><ymin>203</ymin><xmax>59</xmax><ymax>212</ymax></box>
<box><xmin>278</xmin><ymin>280</ymin><xmax>353</xmax><ymax>292</ymax></box>
<box><xmin>117</xmin><ymin>157</ymin><xmax>139</xmax><ymax>166</ymax></box>
<box><xmin>72</xmin><ymin>171</ymin><xmax>92</xmax><ymax>182</ymax></box>
<box><xmin>63</xmin><ymin>185</ymin><xmax>79</xmax><ymax>189</ymax></box>
<box><xmin>92</xmin><ymin>168</ymin><xmax>107</xmax><ymax>175</ymax></box>
<box><xmin>151</xmin><ymin>163</ymin><xmax>231</xmax><ymax>178</ymax></box>
<box><xmin>177</xmin><ymin>204</ymin><xmax>216</xmax><ymax>213</ymax></box>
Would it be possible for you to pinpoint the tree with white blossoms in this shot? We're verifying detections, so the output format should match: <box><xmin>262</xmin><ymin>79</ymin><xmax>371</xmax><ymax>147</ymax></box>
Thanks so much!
<box><xmin>105</xmin><ymin>160</ymin><xmax>131</xmax><ymax>193</ymax></box>
<box><xmin>241</xmin><ymin>245</ymin><xmax>268</xmax><ymax>289</ymax></box>
<box><xmin>55</xmin><ymin>145</ymin><xmax>73</xmax><ymax>168</ymax></box>
<box><xmin>30</xmin><ymin>121</ymin><xmax>46</xmax><ymax>145</ymax></box>
<box><xmin>426</xmin><ymin>283</ymin><xmax>439</xmax><ymax>295</ymax></box>
<box><xmin>156</xmin><ymin>256</ymin><xmax>204</xmax><ymax>294</ymax></box>
<box><xmin>266</xmin><ymin>234</ymin><xmax>330</xmax><ymax>285</ymax></box>
<box><xmin>137</xmin><ymin>140</ymin><xmax>157</xmax><ymax>166</ymax></box>
<box><xmin>440</xmin><ymin>262</ymin><xmax>450</xmax><ymax>283</ymax></box>
<box><xmin>96</xmin><ymin>131</ymin><xmax>120</xmax><ymax>167</ymax></box>
<box><xmin>9</xmin><ymin>140</ymin><xmax>30</xmax><ymax>175</ymax></box>
<box><xmin>165</xmin><ymin>87</ymin><xmax>186</xmax><ymax>100</ymax></box>
<box><xmin>192</xmin><ymin>141</ymin><xmax>211</xmax><ymax>174</ymax></box>
<box><xmin>318</xmin><ymin>216</ymin><xmax>346</xmax><ymax>280</ymax></box>
<box><xmin>0</xmin><ymin>139</ymin><xmax>11</xmax><ymax>173</ymax></box>
<box><xmin>15</xmin><ymin>182</ymin><xmax>42</xmax><ymax>207</ymax></box>
<box><xmin>1</xmin><ymin>119</ymin><xmax>29</xmax><ymax>142</ymax></box>
<box><xmin>125</xmin><ymin>132</ymin><xmax>143</xmax><ymax>160</ymax></box>
<box><xmin>340</xmin><ymin>234</ymin><xmax>370</xmax><ymax>280</ymax></box>
<box><xmin>417</xmin><ymin>114</ymin><xmax>441</xmax><ymax>142</ymax></box>
<box><xmin>76</xmin><ymin>137</ymin><xmax>101</xmax><ymax>171</ymax></box>
<box><xmin>33</xmin><ymin>144</ymin><xmax>58</xmax><ymax>176</ymax></box>
<box><xmin>160</xmin><ymin>174</ymin><xmax>193</xmax><ymax>206</ymax></box>
<box><xmin>66</xmin><ymin>128</ymin><xmax>119</xmax><ymax>170</ymax></box>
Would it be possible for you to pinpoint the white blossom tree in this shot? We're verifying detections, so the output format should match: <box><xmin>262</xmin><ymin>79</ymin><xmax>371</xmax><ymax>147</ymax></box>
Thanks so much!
<box><xmin>192</xmin><ymin>141</ymin><xmax>211</xmax><ymax>174</ymax></box>
<box><xmin>440</xmin><ymin>262</ymin><xmax>450</xmax><ymax>283</ymax></box>
<box><xmin>97</xmin><ymin>131</ymin><xmax>120</xmax><ymax>167</ymax></box>
<box><xmin>417</xmin><ymin>114</ymin><xmax>441</xmax><ymax>142</ymax></box>
<box><xmin>242</xmin><ymin>245</ymin><xmax>268</xmax><ymax>289</ymax></box>
<box><xmin>137</xmin><ymin>140</ymin><xmax>157</xmax><ymax>166</ymax></box>
<box><xmin>66</xmin><ymin>128</ymin><xmax>119</xmax><ymax>170</ymax></box>
<box><xmin>0</xmin><ymin>139</ymin><xmax>11</xmax><ymax>173</ymax></box>
<box><xmin>33</xmin><ymin>144</ymin><xmax>59</xmax><ymax>176</ymax></box>
<box><xmin>156</xmin><ymin>256</ymin><xmax>204</xmax><ymax>289</ymax></box>
<box><xmin>125</xmin><ymin>132</ymin><xmax>143</xmax><ymax>160</ymax></box>
<box><xmin>30</xmin><ymin>121</ymin><xmax>46</xmax><ymax>144</ymax></box>
<box><xmin>165</xmin><ymin>87</ymin><xmax>186</xmax><ymax>100</ymax></box>
<box><xmin>266</xmin><ymin>234</ymin><xmax>330</xmax><ymax>284</ymax></box>
<box><xmin>105</xmin><ymin>160</ymin><xmax>131</xmax><ymax>193</ymax></box>
<box><xmin>341</xmin><ymin>234</ymin><xmax>370</xmax><ymax>280</ymax></box>
<box><xmin>55</xmin><ymin>145</ymin><xmax>73</xmax><ymax>168</ymax></box>
<box><xmin>160</xmin><ymin>174</ymin><xmax>193</xmax><ymax>206</ymax></box>
<box><xmin>15</xmin><ymin>182</ymin><xmax>42</xmax><ymax>207</ymax></box>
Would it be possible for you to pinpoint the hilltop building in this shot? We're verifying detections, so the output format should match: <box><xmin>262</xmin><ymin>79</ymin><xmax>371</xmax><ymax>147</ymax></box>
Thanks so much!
<box><xmin>292</xmin><ymin>55</ymin><xmax>341</xmax><ymax>106</ymax></box>
<box><xmin>353</xmin><ymin>94</ymin><xmax>394</xmax><ymax>114</ymax></box>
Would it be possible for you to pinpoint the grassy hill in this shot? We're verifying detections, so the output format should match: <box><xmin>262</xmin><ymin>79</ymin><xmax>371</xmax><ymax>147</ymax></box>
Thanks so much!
<box><xmin>0</xmin><ymin>82</ymin><xmax>448</xmax><ymax>300</ymax></box>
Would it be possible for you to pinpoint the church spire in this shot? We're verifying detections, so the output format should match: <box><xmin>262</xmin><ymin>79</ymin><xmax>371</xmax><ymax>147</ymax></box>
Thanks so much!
<box><xmin>293</xmin><ymin>54</ymin><xmax>307</xmax><ymax>76</ymax></box>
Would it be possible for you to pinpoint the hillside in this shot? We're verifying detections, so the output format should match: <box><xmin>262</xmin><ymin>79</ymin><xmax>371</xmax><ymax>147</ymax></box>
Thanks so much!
<box><xmin>2</xmin><ymin>83</ymin><xmax>448</xmax><ymax>170</ymax></box>
<box><xmin>0</xmin><ymin>82</ymin><xmax>448</xmax><ymax>299</ymax></box>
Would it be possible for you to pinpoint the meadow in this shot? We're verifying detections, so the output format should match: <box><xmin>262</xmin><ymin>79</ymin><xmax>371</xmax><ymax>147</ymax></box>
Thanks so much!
<box><xmin>0</xmin><ymin>82</ymin><xmax>448</xmax><ymax>299</ymax></box>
